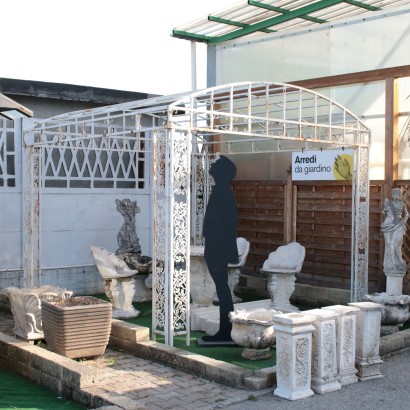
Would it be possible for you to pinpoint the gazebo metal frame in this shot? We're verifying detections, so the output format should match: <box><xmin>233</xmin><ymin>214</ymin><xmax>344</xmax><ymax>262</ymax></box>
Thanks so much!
<box><xmin>23</xmin><ymin>81</ymin><xmax>371</xmax><ymax>346</ymax></box>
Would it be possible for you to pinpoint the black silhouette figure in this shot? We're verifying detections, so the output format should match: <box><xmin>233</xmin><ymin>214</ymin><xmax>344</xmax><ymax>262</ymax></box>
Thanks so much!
<box><xmin>199</xmin><ymin>155</ymin><xmax>239</xmax><ymax>345</ymax></box>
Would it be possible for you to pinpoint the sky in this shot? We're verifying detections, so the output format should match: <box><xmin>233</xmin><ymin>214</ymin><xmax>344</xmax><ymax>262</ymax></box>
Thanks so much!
<box><xmin>1</xmin><ymin>0</ymin><xmax>239</xmax><ymax>96</ymax></box>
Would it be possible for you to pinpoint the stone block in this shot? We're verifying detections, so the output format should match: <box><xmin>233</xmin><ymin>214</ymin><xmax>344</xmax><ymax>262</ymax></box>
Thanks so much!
<box><xmin>244</xmin><ymin>375</ymin><xmax>267</xmax><ymax>390</ymax></box>
<box><xmin>15</xmin><ymin>362</ymin><xmax>41</xmax><ymax>382</ymax></box>
<box><xmin>205</xmin><ymin>360</ymin><xmax>253</xmax><ymax>388</ymax></box>
<box><xmin>110</xmin><ymin>320</ymin><xmax>149</xmax><ymax>342</ymax></box>
<box><xmin>41</xmin><ymin>371</ymin><xmax>64</xmax><ymax>395</ymax></box>
<box><xmin>293</xmin><ymin>284</ymin><xmax>307</xmax><ymax>298</ymax></box>
<box><xmin>381</xmin><ymin>333</ymin><xmax>405</xmax><ymax>353</ymax></box>
<box><xmin>306</xmin><ymin>286</ymin><xmax>329</xmax><ymax>302</ymax></box>
<box><xmin>254</xmin><ymin>366</ymin><xmax>277</xmax><ymax>387</ymax></box>
<box><xmin>247</xmin><ymin>276</ymin><xmax>267</xmax><ymax>290</ymax></box>
<box><xmin>327</xmin><ymin>288</ymin><xmax>350</xmax><ymax>304</ymax></box>
<box><xmin>402</xmin><ymin>329</ymin><xmax>410</xmax><ymax>348</ymax></box>
<box><xmin>61</xmin><ymin>361</ymin><xmax>103</xmax><ymax>389</ymax></box>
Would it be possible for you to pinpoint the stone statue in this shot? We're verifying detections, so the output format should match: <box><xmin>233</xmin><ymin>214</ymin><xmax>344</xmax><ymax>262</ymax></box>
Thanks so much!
<box><xmin>115</xmin><ymin>198</ymin><xmax>152</xmax><ymax>276</ymax></box>
<box><xmin>381</xmin><ymin>188</ymin><xmax>408</xmax><ymax>275</ymax></box>
<box><xmin>116</xmin><ymin>198</ymin><xmax>142</xmax><ymax>255</ymax></box>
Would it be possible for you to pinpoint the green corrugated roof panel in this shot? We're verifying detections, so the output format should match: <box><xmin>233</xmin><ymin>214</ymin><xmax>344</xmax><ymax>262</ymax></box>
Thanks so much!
<box><xmin>172</xmin><ymin>0</ymin><xmax>410</xmax><ymax>44</ymax></box>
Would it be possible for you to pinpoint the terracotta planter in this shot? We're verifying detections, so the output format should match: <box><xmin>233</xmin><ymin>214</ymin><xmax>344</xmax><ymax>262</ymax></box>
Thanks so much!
<box><xmin>41</xmin><ymin>296</ymin><xmax>112</xmax><ymax>359</ymax></box>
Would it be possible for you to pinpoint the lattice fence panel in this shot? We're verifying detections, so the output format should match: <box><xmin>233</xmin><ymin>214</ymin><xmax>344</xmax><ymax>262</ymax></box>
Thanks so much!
<box><xmin>42</xmin><ymin>128</ymin><xmax>146</xmax><ymax>190</ymax></box>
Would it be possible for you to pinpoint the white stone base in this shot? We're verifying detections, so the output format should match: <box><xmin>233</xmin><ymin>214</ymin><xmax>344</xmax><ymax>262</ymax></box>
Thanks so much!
<box><xmin>133</xmin><ymin>274</ymin><xmax>152</xmax><ymax>302</ymax></box>
<box><xmin>112</xmin><ymin>308</ymin><xmax>141</xmax><ymax>319</ymax></box>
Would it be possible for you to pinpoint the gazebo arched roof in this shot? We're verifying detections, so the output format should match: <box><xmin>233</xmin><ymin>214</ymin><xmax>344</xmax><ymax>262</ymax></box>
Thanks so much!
<box><xmin>25</xmin><ymin>81</ymin><xmax>370</xmax><ymax>152</ymax></box>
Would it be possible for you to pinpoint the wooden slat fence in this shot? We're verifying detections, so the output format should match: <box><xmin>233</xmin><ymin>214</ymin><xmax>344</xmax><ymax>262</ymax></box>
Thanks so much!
<box><xmin>233</xmin><ymin>180</ymin><xmax>394</xmax><ymax>293</ymax></box>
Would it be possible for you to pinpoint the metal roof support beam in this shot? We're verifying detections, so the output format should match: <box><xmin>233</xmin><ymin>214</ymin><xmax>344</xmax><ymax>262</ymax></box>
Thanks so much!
<box><xmin>344</xmin><ymin>0</ymin><xmax>381</xmax><ymax>11</ymax></box>
<box><xmin>248</xmin><ymin>0</ymin><xmax>327</xmax><ymax>24</ymax></box>
<box><xmin>208</xmin><ymin>15</ymin><xmax>275</xmax><ymax>33</ymax></box>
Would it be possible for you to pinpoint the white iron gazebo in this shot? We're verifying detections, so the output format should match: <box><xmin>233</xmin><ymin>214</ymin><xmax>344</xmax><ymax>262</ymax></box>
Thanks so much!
<box><xmin>23</xmin><ymin>82</ymin><xmax>371</xmax><ymax>346</ymax></box>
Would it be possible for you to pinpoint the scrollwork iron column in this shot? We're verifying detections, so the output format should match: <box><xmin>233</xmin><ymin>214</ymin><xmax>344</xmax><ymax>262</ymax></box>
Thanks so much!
<box><xmin>351</xmin><ymin>146</ymin><xmax>370</xmax><ymax>302</ymax></box>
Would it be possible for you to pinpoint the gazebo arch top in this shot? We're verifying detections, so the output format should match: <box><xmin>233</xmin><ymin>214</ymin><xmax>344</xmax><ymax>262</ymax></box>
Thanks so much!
<box><xmin>24</xmin><ymin>81</ymin><xmax>370</xmax><ymax>152</ymax></box>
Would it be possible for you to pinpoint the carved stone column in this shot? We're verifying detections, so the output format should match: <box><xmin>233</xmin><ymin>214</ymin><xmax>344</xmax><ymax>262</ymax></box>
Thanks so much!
<box><xmin>322</xmin><ymin>305</ymin><xmax>359</xmax><ymax>385</ymax></box>
<box><xmin>266</xmin><ymin>272</ymin><xmax>299</xmax><ymax>313</ymax></box>
<box><xmin>305</xmin><ymin>309</ymin><xmax>341</xmax><ymax>394</ymax></box>
<box><xmin>273</xmin><ymin>312</ymin><xmax>316</xmax><ymax>401</ymax></box>
<box><xmin>348</xmin><ymin>301</ymin><xmax>383</xmax><ymax>381</ymax></box>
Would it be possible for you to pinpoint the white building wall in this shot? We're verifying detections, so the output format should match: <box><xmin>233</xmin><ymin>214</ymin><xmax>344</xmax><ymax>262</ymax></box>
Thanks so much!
<box><xmin>211</xmin><ymin>7</ymin><xmax>410</xmax><ymax>180</ymax></box>
<box><xmin>0</xmin><ymin>117</ymin><xmax>152</xmax><ymax>294</ymax></box>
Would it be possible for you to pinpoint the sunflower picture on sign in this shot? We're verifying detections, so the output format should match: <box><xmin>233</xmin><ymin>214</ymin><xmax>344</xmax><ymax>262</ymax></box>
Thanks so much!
<box><xmin>333</xmin><ymin>153</ymin><xmax>353</xmax><ymax>180</ymax></box>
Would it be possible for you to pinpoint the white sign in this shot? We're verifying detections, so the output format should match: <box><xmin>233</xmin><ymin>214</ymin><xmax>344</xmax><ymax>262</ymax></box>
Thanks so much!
<box><xmin>292</xmin><ymin>149</ymin><xmax>354</xmax><ymax>181</ymax></box>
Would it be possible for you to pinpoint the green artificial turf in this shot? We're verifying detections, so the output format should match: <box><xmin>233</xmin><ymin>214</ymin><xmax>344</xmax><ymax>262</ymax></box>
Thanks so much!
<box><xmin>94</xmin><ymin>292</ymin><xmax>277</xmax><ymax>371</ymax></box>
<box><xmin>0</xmin><ymin>367</ymin><xmax>86</xmax><ymax>410</ymax></box>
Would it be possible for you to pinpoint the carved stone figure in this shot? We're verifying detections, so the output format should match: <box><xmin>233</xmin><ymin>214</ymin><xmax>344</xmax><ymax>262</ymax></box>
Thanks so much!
<box><xmin>115</xmin><ymin>198</ymin><xmax>152</xmax><ymax>276</ymax></box>
<box><xmin>381</xmin><ymin>188</ymin><xmax>408</xmax><ymax>275</ymax></box>
<box><xmin>116</xmin><ymin>198</ymin><xmax>142</xmax><ymax>255</ymax></box>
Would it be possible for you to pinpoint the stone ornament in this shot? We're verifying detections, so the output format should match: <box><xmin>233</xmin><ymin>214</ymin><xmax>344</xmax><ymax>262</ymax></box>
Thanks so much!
<box><xmin>5</xmin><ymin>285</ymin><xmax>73</xmax><ymax>342</ymax></box>
<box><xmin>322</xmin><ymin>304</ymin><xmax>359</xmax><ymax>386</ymax></box>
<box><xmin>273</xmin><ymin>312</ymin><xmax>316</xmax><ymax>401</ymax></box>
<box><xmin>229</xmin><ymin>308</ymin><xmax>281</xmax><ymax>360</ymax></box>
<box><xmin>90</xmin><ymin>246</ymin><xmax>140</xmax><ymax>319</ymax></box>
<box><xmin>190</xmin><ymin>245</ymin><xmax>216</xmax><ymax>307</ymax></box>
<box><xmin>213</xmin><ymin>237</ymin><xmax>251</xmax><ymax>304</ymax></box>
<box><xmin>116</xmin><ymin>198</ymin><xmax>142</xmax><ymax>255</ymax></box>
<box><xmin>115</xmin><ymin>198</ymin><xmax>152</xmax><ymax>302</ymax></box>
<box><xmin>348</xmin><ymin>301</ymin><xmax>383</xmax><ymax>381</ymax></box>
<box><xmin>381</xmin><ymin>188</ymin><xmax>408</xmax><ymax>295</ymax></box>
<box><xmin>363</xmin><ymin>292</ymin><xmax>410</xmax><ymax>328</ymax></box>
<box><xmin>261</xmin><ymin>242</ymin><xmax>305</xmax><ymax>312</ymax></box>
<box><xmin>305</xmin><ymin>308</ymin><xmax>341</xmax><ymax>394</ymax></box>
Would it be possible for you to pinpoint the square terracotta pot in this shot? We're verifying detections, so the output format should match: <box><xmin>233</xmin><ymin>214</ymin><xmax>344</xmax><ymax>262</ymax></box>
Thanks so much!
<box><xmin>41</xmin><ymin>296</ymin><xmax>112</xmax><ymax>359</ymax></box>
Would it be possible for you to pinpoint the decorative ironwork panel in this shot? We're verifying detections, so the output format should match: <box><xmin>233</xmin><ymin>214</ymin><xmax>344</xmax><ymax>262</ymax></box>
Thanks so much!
<box><xmin>171</xmin><ymin>131</ymin><xmax>190</xmax><ymax>339</ymax></box>
<box><xmin>22</xmin><ymin>142</ymin><xmax>41</xmax><ymax>288</ymax></box>
<box><xmin>152</xmin><ymin>131</ymin><xmax>167</xmax><ymax>339</ymax></box>
<box><xmin>192</xmin><ymin>149</ymin><xmax>216</xmax><ymax>246</ymax></box>
<box><xmin>351</xmin><ymin>146</ymin><xmax>370</xmax><ymax>301</ymax></box>
<box><xmin>152</xmin><ymin>129</ymin><xmax>191</xmax><ymax>345</ymax></box>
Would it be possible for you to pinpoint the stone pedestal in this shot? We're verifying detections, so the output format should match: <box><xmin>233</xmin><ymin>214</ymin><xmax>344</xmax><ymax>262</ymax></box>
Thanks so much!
<box><xmin>348</xmin><ymin>301</ymin><xmax>383</xmax><ymax>381</ymax></box>
<box><xmin>133</xmin><ymin>273</ymin><xmax>152</xmax><ymax>302</ymax></box>
<box><xmin>265</xmin><ymin>272</ymin><xmax>299</xmax><ymax>312</ymax></box>
<box><xmin>385</xmin><ymin>271</ymin><xmax>405</xmax><ymax>296</ymax></box>
<box><xmin>105</xmin><ymin>277</ymin><xmax>140</xmax><ymax>319</ymax></box>
<box><xmin>90</xmin><ymin>246</ymin><xmax>140</xmax><ymax>319</ymax></box>
<box><xmin>261</xmin><ymin>242</ymin><xmax>305</xmax><ymax>313</ymax></box>
<box><xmin>273</xmin><ymin>312</ymin><xmax>316</xmax><ymax>401</ymax></box>
<box><xmin>322</xmin><ymin>305</ymin><xmax>359</xmax><ymax>385</ymax></box>
<box><xmin>305</xmin><ymin>309</ymin><xmax>341</xmax><ymax>394</ymax></box>
<box><xmin>190</xmin><ymin>245</ymin><xmax>216</xmax><ymax>307</ymax></box>
<box><xmin>5</xmin><ymin>285</ymin><xmax>73</xmax><ymax>342</ymax></box>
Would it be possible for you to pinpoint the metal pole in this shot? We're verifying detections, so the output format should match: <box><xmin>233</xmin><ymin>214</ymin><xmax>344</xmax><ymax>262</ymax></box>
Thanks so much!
<box><xmin>191</xmin><ymin>41</ymin><xmax>197</xmax><ymax>91</ymax></box>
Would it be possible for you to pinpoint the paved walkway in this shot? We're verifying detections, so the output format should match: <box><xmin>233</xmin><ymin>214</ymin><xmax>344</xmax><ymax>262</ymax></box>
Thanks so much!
<box><xmin>83</xmin><ymin>349</ymin><xmax>269</xmax><ymax>410</ymax></box>
<box><xmin>0</xmin><ymin>309</ymin><xmax>269</xmax><ymax>409</ymax></box>
<box><xmin>2</xmin><ymin>307</ymin><xmax>410</xmax><ymax>410</ymax></box>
